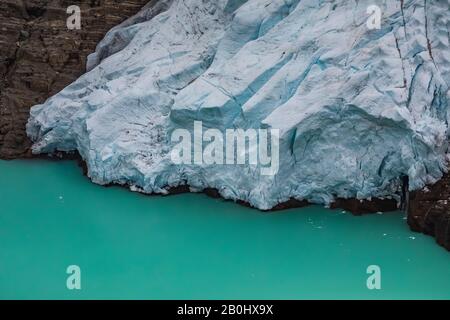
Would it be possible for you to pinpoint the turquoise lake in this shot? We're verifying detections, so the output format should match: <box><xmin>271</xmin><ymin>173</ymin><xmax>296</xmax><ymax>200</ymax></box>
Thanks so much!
<box><xmin>0</xmin><ymin>159</ymin><xmax>449</xmax><ymax>299</ymax></box>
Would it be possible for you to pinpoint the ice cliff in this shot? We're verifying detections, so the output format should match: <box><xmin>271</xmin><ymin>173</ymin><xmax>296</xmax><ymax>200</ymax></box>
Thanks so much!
<box><xmin>27</xmin><ymin>0</ymin><xmax>450</xmax><ymax>210</ymax></box>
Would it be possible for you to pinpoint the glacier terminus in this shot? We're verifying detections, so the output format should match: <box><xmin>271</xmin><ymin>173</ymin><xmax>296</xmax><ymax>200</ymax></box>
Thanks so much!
<box><xmin>26</xmin><ymin>0</ymin><xmax>450</xmax><ymax>210</ymax></box>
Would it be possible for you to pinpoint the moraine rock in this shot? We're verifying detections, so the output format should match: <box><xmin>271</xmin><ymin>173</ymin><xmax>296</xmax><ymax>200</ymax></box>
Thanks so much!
<box><xmin>0</xmin><ymin>0</ymin><xmax>150</xmax><ymax>159</ymax></box>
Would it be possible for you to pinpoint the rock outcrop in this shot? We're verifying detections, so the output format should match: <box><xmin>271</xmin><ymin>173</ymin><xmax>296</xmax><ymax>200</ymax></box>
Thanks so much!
<box><xmin>27</xmin><ymin>0</ymin><xmax>450</xmax><ymax>211</ymax></box>
<box><xmin>0</xmin><ymin>0</ymin><xmax>149</xmax><ymax>158</ymax></box>
<box><xmin>408</xmin><ymin>173</ymin><xmax>450</xmax><ymax>251</ymax></box>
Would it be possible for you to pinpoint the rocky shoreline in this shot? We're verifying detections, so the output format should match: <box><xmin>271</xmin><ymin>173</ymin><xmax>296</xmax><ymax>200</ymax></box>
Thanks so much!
<box><xmin>0</xmin><ymin>1</ymin><xmax>448</xmax><ymax>252</ymax></box>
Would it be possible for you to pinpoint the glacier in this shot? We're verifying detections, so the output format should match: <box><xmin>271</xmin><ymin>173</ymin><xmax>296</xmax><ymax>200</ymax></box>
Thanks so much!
<box><xmin>27</xmin><ymin>0</ymin><xmax>450</xmax><ymax>210</ymax></box>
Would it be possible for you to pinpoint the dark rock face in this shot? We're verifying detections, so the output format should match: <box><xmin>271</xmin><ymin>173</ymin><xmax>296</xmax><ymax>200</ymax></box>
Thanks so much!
<box><xmin>0</xmin><ymin>0</ymin><xmax>149</xmax><ymax>159</ymax></box>
<box><xmin>408</xmin><ymin>174</ymin><xmax>450</xmax><ymax>251</ymax></box>
<box><xmin>331</xmin><ymin>198</ymin><xmax>398</xmax><ymax>216</ymax></box>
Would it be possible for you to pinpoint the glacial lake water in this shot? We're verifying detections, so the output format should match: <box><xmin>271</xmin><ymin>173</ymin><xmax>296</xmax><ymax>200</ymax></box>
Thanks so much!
<box><xmin>0</xmin><ymin>159</ymin><xmax>449</xmax><ymax>299</ymax></box>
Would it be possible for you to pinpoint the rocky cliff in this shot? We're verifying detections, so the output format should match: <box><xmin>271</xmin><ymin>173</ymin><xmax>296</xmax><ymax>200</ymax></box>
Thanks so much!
<box><xmin>408</xmin><ymin>174</ymin><xmax>450</xmax><ymax>250</ymax></box>
<box><xmin>0</xmin><ymin>0</ymin><xmax>149</xmax><ymax>158</ymax></box>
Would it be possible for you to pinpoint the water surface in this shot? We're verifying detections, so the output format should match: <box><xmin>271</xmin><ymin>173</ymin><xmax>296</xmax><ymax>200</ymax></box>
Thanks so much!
<box><xmin>0</xmin><ymin>160</ymin><xmax>449</xmax><ymax>299</ymax></box>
